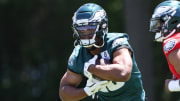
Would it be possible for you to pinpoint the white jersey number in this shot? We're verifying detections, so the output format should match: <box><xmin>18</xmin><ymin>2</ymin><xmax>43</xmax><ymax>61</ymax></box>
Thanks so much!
<box><xmin>100</xmin><ymin>81</ymin><xmax>125</xmax><ymax>92</ymax></box>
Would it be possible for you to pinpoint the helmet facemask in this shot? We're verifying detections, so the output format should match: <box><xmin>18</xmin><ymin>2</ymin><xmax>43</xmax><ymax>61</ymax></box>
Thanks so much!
<box><xmin>72</xmin><ymin>22</ymin><xmax>106</xmax><ymax>48</ymax></box>
<box><xmin>150</xmin><ymin>14</ymin><xmax>171</xmax><ymax>42</ymax></box>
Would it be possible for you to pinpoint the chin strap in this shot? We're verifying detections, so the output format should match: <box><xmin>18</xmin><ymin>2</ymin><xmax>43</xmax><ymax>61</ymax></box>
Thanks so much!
<box><xmin>93</xmin><ymin>33</ymin><xmax>105</xmax><ymax>48</ymax></box>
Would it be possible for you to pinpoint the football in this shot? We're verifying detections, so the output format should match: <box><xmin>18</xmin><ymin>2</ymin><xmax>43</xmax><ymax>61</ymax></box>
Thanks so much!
<box><xmin>93</xmin><ymin>58</ymin><xmax>111</xmax><ymax>81</ymax></box>
<box><xmin>95</xmin><ymin>58</ymin><xmax>111</xmax><ymax>65</ymax></box>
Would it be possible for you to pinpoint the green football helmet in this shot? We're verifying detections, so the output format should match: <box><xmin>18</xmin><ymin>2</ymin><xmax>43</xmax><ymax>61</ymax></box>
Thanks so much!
<box><xmin>150</xmin><ymin>0</ymin><xmax>180</xmax><ymax>42</ymax></box>
<box><xmin>72</xmin><ymin>3</ymin><xmax>108</xmax><ymax>48</ymax></box>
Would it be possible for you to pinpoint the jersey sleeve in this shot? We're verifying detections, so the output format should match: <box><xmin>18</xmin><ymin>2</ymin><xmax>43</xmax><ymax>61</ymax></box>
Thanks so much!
<box><xmin>110</xmin><ymin>35</ymin><xmax>133</xmax><ymax>54</ymax></box>
<box><xmin>163</xmin><ymin>36</ymin><xmax>180</xmax><ymax>79</ymax></box>
<box><xmin>67</xmin><ymin>47</ymin><xmax>82</xmax><ymax>74</ymax></box>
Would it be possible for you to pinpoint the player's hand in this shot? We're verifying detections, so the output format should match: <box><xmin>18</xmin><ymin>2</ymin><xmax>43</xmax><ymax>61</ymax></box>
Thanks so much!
<box><xmin>165</xmin><ymin>79</ymin><xmax>180</xmax><ymax>92</ymax></box>
<box><xmin>84</xmin><ymin>76</ymin><xmax>109</xmax><ymax>96</ymax></box>
<box><xmin>165</xmin><ymin>75</ymin><xmax>178</xmax><ymax>92</ymax></box>
<box><xmin>84</xmin><ymin>55</ymin><xmax>98</xmax><ymax>78</ymax></box>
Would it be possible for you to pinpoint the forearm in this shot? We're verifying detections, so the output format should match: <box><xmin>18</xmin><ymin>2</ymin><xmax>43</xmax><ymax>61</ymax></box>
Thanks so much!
<box><xmin>89</xmin><ymin>64</ymin><xmax>131</xmax><ymax>82</ymax></box>
<box><xmin>60</xmin><ymin>85</ymin><xmax>87</xmax><ymax>101</ymax></box>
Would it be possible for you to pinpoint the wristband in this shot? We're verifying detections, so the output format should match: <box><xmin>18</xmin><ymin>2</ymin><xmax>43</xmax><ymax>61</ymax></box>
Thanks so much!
<box><xmin>168</xmin><ymin>79</ymin><xmax>180</xmax><ymax>92</ymax></box>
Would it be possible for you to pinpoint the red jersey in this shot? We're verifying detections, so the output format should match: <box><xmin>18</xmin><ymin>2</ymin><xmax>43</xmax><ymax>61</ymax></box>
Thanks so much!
<box><xmin>163</xmin><ymin>32</ymin><xmax>180</xmax><ymax>79</ymax></box>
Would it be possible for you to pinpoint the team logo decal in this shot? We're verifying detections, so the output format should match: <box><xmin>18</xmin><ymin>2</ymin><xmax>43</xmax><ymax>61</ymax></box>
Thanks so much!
<box><xmin>112</xmin><ymin>38</ymin><xmax>126</xmax><ymax>48</ymax></box>
<box><xmin>164</xmin><ymin>39</ymin><xmax>176</xmax><ymax>53</ymax></box>
<box><xmin>153</xmin><ymin>6</ymin><xmax>177</xmax><ymax>18</ymax></box>
<box><xmin>100</xmin><ymin>50</ymin><xmax>110</xmax><ymax>60</ymax></box>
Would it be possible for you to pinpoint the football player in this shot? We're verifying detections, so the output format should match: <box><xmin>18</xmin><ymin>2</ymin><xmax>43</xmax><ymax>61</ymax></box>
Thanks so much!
<box><xmin>150</xmin><ymin>0</ymin><xmax>180</xmax><ymax>92</ymax></box>
<box><xmin>60</xmin><ymin>3</ymin><xmax>146</xmax><ymax>101</ymax></box>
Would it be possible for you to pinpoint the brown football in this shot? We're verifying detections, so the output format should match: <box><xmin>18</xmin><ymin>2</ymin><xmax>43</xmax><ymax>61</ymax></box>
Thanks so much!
<box><xmin>95</xmin><ymin>58</ymin><xmax>111</xmax><ymax>65</ymax></box>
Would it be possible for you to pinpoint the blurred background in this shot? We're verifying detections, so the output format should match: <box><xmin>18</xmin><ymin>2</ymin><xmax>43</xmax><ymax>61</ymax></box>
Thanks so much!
<box><xmin>1</xmin><ymin>0</ymin><xmax>180</xmax><ymax>101</ymax></box>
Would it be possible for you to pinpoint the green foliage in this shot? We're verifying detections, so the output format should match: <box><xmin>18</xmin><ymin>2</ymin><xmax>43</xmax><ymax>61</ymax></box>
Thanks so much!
<box><xmin>1</xmin><ymin>0</ymin><xmax>180</xmax><ymax>101</ymax></box>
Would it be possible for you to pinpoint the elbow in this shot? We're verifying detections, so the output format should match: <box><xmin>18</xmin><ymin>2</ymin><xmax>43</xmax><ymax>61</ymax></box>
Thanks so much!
<box><xmin>59</xmin><ymin>95</ymin><xmax>65</xmax><ymax>101</ymax></box>
<box><xmin>59</xmin><ymin>93</ymin><xmax>65</xmax><ymax>101</ymax></box>
<box><xmin>122</xmin><ymin>63</ymin><xmax>132</xmax><ymax>81</ymax></box>
<box><xmin>59</xmin><ymin>89</ymin><xmax>65</xmax><ymax>101</ymax></box>
<box><xmin>116</xmin><ymin>65</ymin><xmax>132</xmax><ymax>82</ymax></box>
<box><xmin>111</xmin><ymin>70</ymin><xmax>131</xmax><ymax>82</ymax></box>
<box><xmin>59</xmin><ymin>86</ymin><xmax>77</xmax><ymax>101</ymax></box>
<box><xmin>115</xmin><ymin>71</ymin><xmax>131</xmax><ymax>82</ymax></box>
<box><xmin>59</xmin><ymin>87</ymin><xmax>68</xmax><ymax>101</ymax></box>
<box><xmin>121</xmin><ymin>72</ymin><xmax>131</xmax><ymax>81</ymax></box>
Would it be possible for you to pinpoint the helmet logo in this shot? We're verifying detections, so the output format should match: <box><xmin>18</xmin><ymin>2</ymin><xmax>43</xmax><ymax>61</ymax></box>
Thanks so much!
<box><xmin>73</xmin><ymin>10</ymin><xmax>106</xmax><ymax>25</ymax></box>
<box><xmin>153</xmin><ymin>6</ymin><xmax>177</xmax><ymax>18</ymax></box>
<box><xmin>90</xmin><ymin>10</ymin><xmax>106</xmax><ymax>22</ymax></box>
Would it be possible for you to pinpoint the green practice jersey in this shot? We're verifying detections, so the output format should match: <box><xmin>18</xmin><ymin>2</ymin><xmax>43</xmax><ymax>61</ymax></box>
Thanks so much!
<box><xmin>67</xmin><ymin>33</ymin><xmax>145</xmax><ymax>101</ymax></box>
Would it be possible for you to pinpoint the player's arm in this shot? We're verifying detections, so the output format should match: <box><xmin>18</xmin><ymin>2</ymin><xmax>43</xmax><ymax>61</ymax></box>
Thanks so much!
<box><xmin>88</xmin><ymin>47</ymin><xmax>132</xmax><ymax>82</ymax></box>
<box><xmin>59</xmin><ymin>69</ymin><xmax>87</xmax><ymax>101</ymax></box>
<box><xmin>164</xmin><ymin>48</ymin><xmax>180</xmax><ymax>92</ymax></box>
<box><xmin>168</xmin><ymin>48</ymin><xmax>180</xmax><ymax>74</ymax></box>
